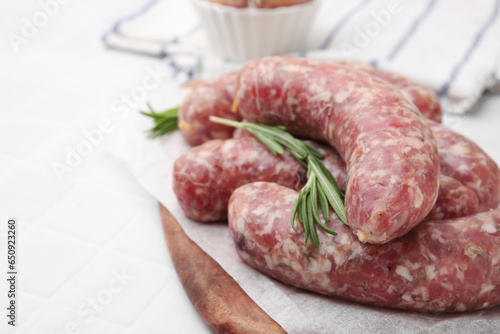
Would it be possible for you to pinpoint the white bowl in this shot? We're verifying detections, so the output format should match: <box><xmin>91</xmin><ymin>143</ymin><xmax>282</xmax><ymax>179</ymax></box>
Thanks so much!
<box><xmin>190</xmin><ymin>0</ymin><xmax>322</xmax><ymax>62</ymax></box>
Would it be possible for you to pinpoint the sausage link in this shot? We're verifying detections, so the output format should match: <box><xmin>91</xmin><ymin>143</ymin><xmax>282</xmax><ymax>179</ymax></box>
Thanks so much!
<box><xmin>428</xmin><ymin>120</ymin><xmax>500</xmax><ymax>211</ymax></box>
<box><xmin>178</xmin><ymin>62</ymin><xmax>441</xmax><ymax>146</ymax></box>
<box><xmin>228</xmin><ymin>182</ymin><xmax>500</xmax><ymax>312</ymax></box>
<box><xmin>173</xmin><ymin>137</ymin><xmax>347</xmax><ymax>222</ymax></box>
<box><xmin>178</xmin><ymin>71</ymin><xmax>240</xmax><ymax>146</ymax></box>
<box><xmin>425</xmin><ymin>175</ymin><xmax>478</xmax><ymax>221</ymax></box>
<box><xmin>234</xmin><ymin>56</ymin><xmax>440</xmax><ymax>244</ymax></box>
<box><xmin>341</xmin><ymin>61</ymin><xmax>441</xmax><ymax>122</ymax></box>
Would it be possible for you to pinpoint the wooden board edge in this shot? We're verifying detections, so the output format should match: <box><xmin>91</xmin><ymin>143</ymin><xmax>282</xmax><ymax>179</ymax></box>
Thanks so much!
<box><xmin>159</xmin><ymin>203</ymin><xmax>286</xmax><ymax>334</ymax></box>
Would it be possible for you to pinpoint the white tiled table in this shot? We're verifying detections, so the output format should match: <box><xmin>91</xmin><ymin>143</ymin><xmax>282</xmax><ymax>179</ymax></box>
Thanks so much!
<box><xmin>0</xmin><ymin>1</ymin><xmax>210</xmax><ymax>333</ymax></box>
<box><xmin>1</xmin><ymin>1</ymin><xmax>500</xmax><ymax>334</ymax></box>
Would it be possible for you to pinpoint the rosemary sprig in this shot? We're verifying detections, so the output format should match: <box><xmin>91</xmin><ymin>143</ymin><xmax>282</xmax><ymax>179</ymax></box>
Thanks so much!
<box><xmin>140</xmin><ymin>103</ymin><xmax>179</xmax><ymax>138</ymax></box>
<box><xmin>210</xmin><ymin>116</ymin><xmax>347</xmax><ymax>248</ymax></box>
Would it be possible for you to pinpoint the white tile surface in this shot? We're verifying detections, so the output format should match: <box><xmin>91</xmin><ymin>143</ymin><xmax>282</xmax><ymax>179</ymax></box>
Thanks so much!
<box><xmin>0</xmin><ymin>115</ymin><xmax>60</xmax><ymax>158</ymax></box>
<box><xmin>134</xmin><ymin>281</ymin><xmax>211</xmax><ymax>334</ymax></box>
<box><xmin>14</xmin><ymin>85</ymin><xmax>103</xmax><ymax>124</ymax></box>
<box><xmin>0</xmin><ymin>0</ymin><xmax>213</xmax><ymax>326</ymax></box>
<box><xmin>15</xmin><ymin>302</ymin><xmax>78</xmax><ymax>334</ymax></box>
<box><xmin>111</xmin><ymin>204</ymin><xmax>172</xmax><ymax>265</ymax></box>
<box><xmin>0</xmin><ymin>155</ymin><xmax>16</xmax><ymax>174</ymax></box>
<box><xmin>24</xmin><ymin>125</ymin><xmax>110</xmax><ymax>182</ymax></box>
<box><xmin>42</xmin><ymin>182</ymin><xmax>147</xmax><ymax>245</ymax></box>
<box><xmin>0</xmin><ymin>165</ymin><xmax>79</xmax><ymax>224</ymax></box>
<box><xmin>17</xmin><ymin>227</ymin><xmax>98</xmax><ymax>298</ymax></box>
<box><xmin>53</xmin><ymin>250</ymin><xmax>170</xmax><ymax>327</ymax></box>
<box><xmin>88</xmin><ymin>157</ymin><xmax>154</xmax><ymax>202</ymax></box>
<box><xmin>17</xmin><ymin>301</ymin><xmax>132</xmax><ymax>334</ymax></box>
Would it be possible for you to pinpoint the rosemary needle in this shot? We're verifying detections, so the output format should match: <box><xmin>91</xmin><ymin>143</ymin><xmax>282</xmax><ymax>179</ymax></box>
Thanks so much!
<box><xmin>140</xmin><ymin>103</ymin><xmax>179</xmax><ymax>138</ymax></box>
<box><xmin>210</xmin><ymin>116</ymin><xmax>348</xmax><ymax>248</ymax></box>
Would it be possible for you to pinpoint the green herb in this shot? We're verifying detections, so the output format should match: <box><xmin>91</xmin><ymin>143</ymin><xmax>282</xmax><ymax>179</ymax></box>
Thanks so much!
<box><xmin>141</xmin><ymin>103</ymin><xmax>179</xmax><ymax>138</ymax></box>
<box><xmin>210</xmin><ymin>116</ymin><xmax>347</xmax><ymax>248</ymax></box>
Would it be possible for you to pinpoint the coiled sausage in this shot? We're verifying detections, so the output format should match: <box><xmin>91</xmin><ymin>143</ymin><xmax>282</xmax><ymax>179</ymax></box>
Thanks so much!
<box><xmin>228</xmin><ymin>182</ymin><xmax>500</xmax><ymax>312</ymax></box>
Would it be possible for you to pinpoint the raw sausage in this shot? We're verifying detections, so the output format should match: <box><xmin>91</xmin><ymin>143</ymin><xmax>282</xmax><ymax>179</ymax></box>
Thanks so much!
<box><xmin>425</xmin><ymin>175</ymin><xmax>478</xmax><ymax>221</ymax></box>
<box><xmin>429</xmin><ymin>120</ymin><xmax>500</xmax><ymax>211</ymax></box>
<box><xmin>228</xmin><ymin>182</ymin><xmax>500</xmax><ymax>312</ymax></box>
<box><xmin>173</xmin><ymin>137</ymin><xmax>347</xmax><ymax>222</ymax></box>
<box><xmin>178</xmin><ymin>62</ymin><xmax>441</xmax><ymax>146</ymax></box>
<box><xmin>234</xmin><ymin>56</ymin><xmax>440</xmax><ymax>244</ymax></box>
<box><xmin>341</xmin><ymin>61</ymin><xmax>441</xmax><ymax>122</ymax></box>
<box><xmin>178</xmin><ymin>71</ymin><xmax>240</xmax><ymax>146</ymax></box>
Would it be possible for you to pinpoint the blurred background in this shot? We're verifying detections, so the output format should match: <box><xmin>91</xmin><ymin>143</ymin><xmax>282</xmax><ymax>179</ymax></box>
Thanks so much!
<box><xmin>0</xmin><ymin>0</ymin><xmax>499</xmax><ymax>333</ymax></box>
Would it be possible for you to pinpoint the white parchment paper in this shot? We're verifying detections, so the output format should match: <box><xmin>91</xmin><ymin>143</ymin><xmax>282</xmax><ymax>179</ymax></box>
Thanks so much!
<box><xmin>108</xmin><ymin>90</ymin><xmax>500</xmax><ymax>334</ymax></box>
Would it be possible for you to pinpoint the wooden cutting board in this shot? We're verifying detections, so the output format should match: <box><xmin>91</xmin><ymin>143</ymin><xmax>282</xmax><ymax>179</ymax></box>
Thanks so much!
<box><xmin>159</xmin><ymin>203</ymin><xmax>286</xmax><ymax>334</ymax></box>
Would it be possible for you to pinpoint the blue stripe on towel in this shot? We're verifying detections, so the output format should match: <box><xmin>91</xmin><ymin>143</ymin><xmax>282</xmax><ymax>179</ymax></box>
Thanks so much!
<box><xmin>320</xmin><ymin>0</ymin><xmax>368</xmax><ymax>50</ymax></box>
<box><xmin>160</xmin><ymin>25</ymin><xmax>201</xmax><ymax>80</ymax></box>
<box><xmin>386</xmin><ymin>0</ymin><xmax>436</xmax><ymax>62</ymax></box>
<box><xmin>160</xmin><ymin>25</ymin><xmax>202</xmax><ymax>57</ymax></box>
<box><xmin>166</xmin><ymin>58</ymin><xmax>196</xmax><ymax>83</ymax></box>
<box><xmin>438</xmin><ymin>0</ymin><xmax>500</xmax><ymax>97</ymax></box>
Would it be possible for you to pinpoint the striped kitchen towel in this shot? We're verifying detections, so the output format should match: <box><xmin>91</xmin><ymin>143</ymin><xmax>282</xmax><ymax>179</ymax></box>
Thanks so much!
<box><xmin>103</xmin><ymin>0</ymin><xmax>500</xmax><ymax>114</ymax></box>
